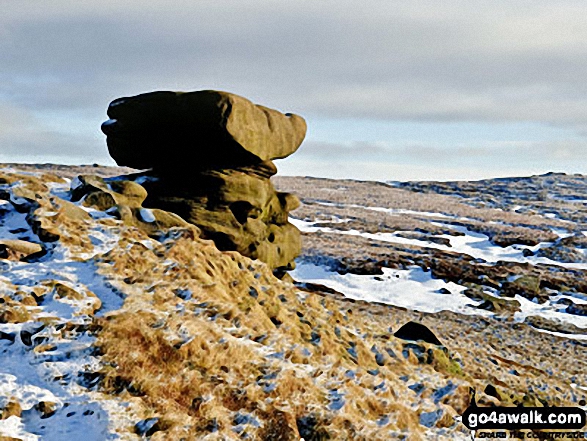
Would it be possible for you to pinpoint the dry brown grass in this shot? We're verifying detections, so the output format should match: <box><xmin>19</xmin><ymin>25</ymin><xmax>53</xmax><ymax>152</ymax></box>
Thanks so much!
<box><xmin>92</xmin><ymin>225</ymin><xmax>586</xmax><ymax>439</ymax></box>
<box><xmin>92</xmin><ymin>227</ymin><xmax>486</xmax><ymax>439</ymax></box>
<box><xmin>0</xmin><ymin>163</ymin><xmax>136</xmax><ymax>179</ymax></box>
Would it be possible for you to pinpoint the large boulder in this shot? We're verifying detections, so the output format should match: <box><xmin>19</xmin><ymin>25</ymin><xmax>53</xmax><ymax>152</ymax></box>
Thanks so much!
<box><xmin>102</xmin><ymin>90</ymin><xmax>307</xmax><ymax>171</ymax></box>
<box><xmin>99</xmin><ymin>89</ymin><xmax>304</xmax><ymax>277</ymax></box>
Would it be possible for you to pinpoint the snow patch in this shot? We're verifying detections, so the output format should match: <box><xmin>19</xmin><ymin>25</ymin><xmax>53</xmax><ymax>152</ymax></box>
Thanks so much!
<box><xmin>70</xmin><ymin>176</ymin><xmax>83</xmax><ymax>191</ymax></box>
<box><xmin>292</xmin><ymin>263</ymin><xmax>487</xmax><ymax>316</ymax></box>
<box><xmin>291</xmin><ymin>218</ymin><xmax>587</xmax><ymax>270</ymax></box>
<box><xmin>514</xmin><ymin>295</ymin><xmax>587</xmax><ymax>330</ymax></box>
<box><xmin>309</xmin><ymin>200</ymin><xmax>457</xmax><ymax>220</ymax></box>
<box><xmin>139</xmin><ymin>208</ymin><xmax>156</xmax><ymax>223</ymax></box>
<box><xmin>102</xmin><ymin>119</ymin><xmax>117</xmax><ymax>127</ymax></box>
<box><xmin>134</xmin><ymin>175</ymin><xmax>159</xmax><ymax>185</ymax></box>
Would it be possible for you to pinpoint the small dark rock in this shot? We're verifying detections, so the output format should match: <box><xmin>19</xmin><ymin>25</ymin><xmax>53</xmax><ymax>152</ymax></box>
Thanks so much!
<box><xmin>205</xmin><ymin>418</ymin><xmax>219</xmax><ymax>432</ymax></box>
<box><xmin>346</xmin><ymin>345</ymin><xmax>358</xmax><ymax>360</ymax></box>
<box><xmin>35</xmin><ymin>401</ymin><xmax>58</xmax><ymax>419</ymax></box>
<box><xmin>296</xmin><ymin>415</ymin><xmax>330</xmax><ymax>440</ymax></box>
<box><xmin>248</xmin><ymin>287</ymin><xmax>259</xmax><ymax>299</ymax></box>
<box><xmin>173</xmin><ymin>288</ymin><xmax>192</xmax><ymax>300</ymax></box>
<box><xmin>394</xmin><ymin>321</ymin><xmax>442</xmax><ymax>346</ymax></box>
<box><xmin>566</xmin><ymin>303</ymin><xmax>587</xmax><ymax>316</ymax></box>
<box><xmin>310</xmin><ymin>331</ymin><xmax>321</xmax><ymax>345</ymax></box>
<box><xmin>384</xmin><ymin>347</ymin><xmax>397</xmax><ymax>359</ymax></box>
<box><xmin>20</xmin><ymin>247</ymin><xmax>48</xmax><ymax>263</ymax></box>
<box><xmin>484</xmin><ymin>384</ymin><xmax>500</xmax><ymax>400</ymax></box>
<box><xmin>134</xmin><ymin>417</ymin><xmax>161</xmax><ymax>437</ymax></box>
<box><xmin>374</xmin><ymin>352</ymin><xmax>385</xmax><ymax>366</ymax></box>
<box><xmin>77</xmin><ymin>371</ymin><xmax>105</xmax><ymax>390</ymax></box>
<box><xmin>426</xmin><ymin>236</ymin><xmax>452</xmax><ymax>247</ymax></box>
<box><xmin>0</xmin><ymin>331</ymin><xmax>16</xmax><ymax>343</ymax></box>
<box><xmin>20</xmin><ymin>325</ymin><xmax>44</xmax><ymax>347</ymax></box>
<box><xmin>476</xmin><ymin>300</ymin><xmax>495</xmax><ymax>311</ymax></box>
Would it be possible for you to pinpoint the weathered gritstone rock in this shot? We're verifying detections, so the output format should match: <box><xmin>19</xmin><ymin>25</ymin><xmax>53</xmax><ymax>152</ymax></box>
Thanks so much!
<box><xmin>70</xmin><ymin>171</ymin><xmax>301</xmax><ymax>273</ymax></box>
<box><xmin>70</xmin><ymin>174</ymin><xmax>191</xmax><ymax>238</ymax></box>
<box><xmin>0</xmin><ymin>239</ymin><xmax>43</xmax><ymax>261</ymax></box>
<box><xmin>127</xmin><ymin>164</ymin><xmax>301</xmax><ymax>274</ymax></box>
<box><xmin>71</xmin><ymin>174</ymin><xmax>148</xmax><ymax>209</ymax></box>
<box><xmin>102</xmin><ymin>90</ymin><xmax>307</xmax><ymax>171</ymax></box>
<box><xmin>100</xmin><ymin>90</ymin><xmax>304</xmax><ymax>275</ymax></box>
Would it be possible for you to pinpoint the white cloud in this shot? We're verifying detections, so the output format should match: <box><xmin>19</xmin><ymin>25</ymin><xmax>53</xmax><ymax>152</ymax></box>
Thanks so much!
<box><xmin>1</xmin><ymin>1</ymin><xmax>587</xmax><ymax>120</ymax></box>
<box><xmin>0</xmin><ymin>101</ymin><xmax>106</xmax><ymax>163</ymax></box>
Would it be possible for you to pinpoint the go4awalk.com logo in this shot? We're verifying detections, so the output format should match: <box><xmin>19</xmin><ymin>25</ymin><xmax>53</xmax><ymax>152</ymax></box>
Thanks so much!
<box><xmin>462</xmin><ymin>406</ymin><xmax>586</xmax><ymax>439</ymax></box>
<box><xmin>463</xmin><ymin>407</ymin><xmax>585</xmax><ymax>430</ymax></box>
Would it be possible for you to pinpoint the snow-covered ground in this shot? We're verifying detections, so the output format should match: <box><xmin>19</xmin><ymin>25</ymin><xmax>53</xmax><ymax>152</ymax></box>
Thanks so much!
<box><xmin>0</xmin><ymin>181</ymin><xmax>140</xmax><ymax>440</ymax></box>
<box><xmin>292</xmin><ymin>263</ymin><xmax>489</xmax><ymax>316</ymax></box>
<box><xmin>290</xmin><ymin>218</ymin><xmax>587</xmax><ymax>270</ymax></box>
<box><xmin>308</xmin><ymin>200</ymin><xmax>458</xmax><ymax>220</ymax></box>
<box><xmin>291</xmin><ymin>212</ymin><xmax>587</xmax><ymax>339</ymax></box>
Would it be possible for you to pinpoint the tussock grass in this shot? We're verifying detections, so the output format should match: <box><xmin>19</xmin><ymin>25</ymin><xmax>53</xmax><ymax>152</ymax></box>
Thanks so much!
<box><xmin>94</xmin><ymin>228</ymin><xmax>481</xmax><ymax>439</ymax></box>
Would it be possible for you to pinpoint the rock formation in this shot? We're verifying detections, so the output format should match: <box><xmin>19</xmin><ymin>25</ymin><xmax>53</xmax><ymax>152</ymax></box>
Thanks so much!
<box><xmin>99</xmin><ymin>90</ymin><xmax>305</xmax><ymax>276</ymax></box>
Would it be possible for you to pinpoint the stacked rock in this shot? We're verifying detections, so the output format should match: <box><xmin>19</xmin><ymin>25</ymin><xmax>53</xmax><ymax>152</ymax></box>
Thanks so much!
<box><xmin>101</xmin><ymin>90</ymin><xmax>306</xmax><ymax>277</ymax></box>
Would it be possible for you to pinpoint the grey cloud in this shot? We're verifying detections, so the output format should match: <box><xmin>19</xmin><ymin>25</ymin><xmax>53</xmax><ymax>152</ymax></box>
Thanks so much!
<box><xmin>442</xmin><ymin>141</ymin><xmax>586</xmax><ymax>163</ymax></box>
<box><xmin>2</xmin><ymin>0</ymin><xmax>587</xmax><ymax>124</ymax></box>
<box><xmin>299</xmin><ymin>141</ymin><xmax>389</xmax><ymax>159</ymax></box>
<box><xmin>395</xmin><ymin>140</ymin><xmax>587</xmax><ymax>162</ymax></box>
<box><xmin>284</xmin><ymin>137</ymin><xmax>586</xmax><ymax>181</ymax></box>
<box><xmin>0</xmin><ymin>101</ymin><xmax>106</xmax><ymax>162</ymax></box>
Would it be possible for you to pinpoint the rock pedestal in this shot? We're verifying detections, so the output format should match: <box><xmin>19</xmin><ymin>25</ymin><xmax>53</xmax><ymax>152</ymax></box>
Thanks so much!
<box><xmin>99</xmin><ymin>90</ymin><xmax>305</xmax><ymax>276</ymax></box>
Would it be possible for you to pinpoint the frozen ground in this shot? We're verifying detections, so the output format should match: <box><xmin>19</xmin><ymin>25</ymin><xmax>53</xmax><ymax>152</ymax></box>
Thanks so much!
<box><xmin>291</xmin><ymin>215</ymin><xmax>587</xmax><ymax>338</ymax></box>
<box><xmin>0</xmin><ymin>179</ymin><xmax>140</xmax><ymax>440</ymax></box>
<box><xmin>1</xmin><ymin>165</ymin><xmax>586</xmax><ymax>439</ymax></box>
<box><xmin>292</xmin><ymin>262</ymin><xmax>487</xmax><ymax>316</ymax></box>
<box><xmin>290</xmin><ymin>217</ymin><xmax>587</xmax><ymax>270</ymax></box>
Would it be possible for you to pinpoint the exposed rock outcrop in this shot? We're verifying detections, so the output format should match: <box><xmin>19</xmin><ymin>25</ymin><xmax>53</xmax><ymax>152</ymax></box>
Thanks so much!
<box><xmin>102</xmin><ymin>90</ymin><xmax>307</xmax><ymax>171</ymax></box>
<box><xmin>99</xmin><ymin>90</ymin><xmax>304</xmax><ymax>276</ymax></box>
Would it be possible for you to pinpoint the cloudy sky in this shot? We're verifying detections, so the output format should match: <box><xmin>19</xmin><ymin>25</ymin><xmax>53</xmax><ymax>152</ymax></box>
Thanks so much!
<box><xmin>1</xmin><ymin>0</ymin><xmax>586</xmax><ymax>181</ymax></box>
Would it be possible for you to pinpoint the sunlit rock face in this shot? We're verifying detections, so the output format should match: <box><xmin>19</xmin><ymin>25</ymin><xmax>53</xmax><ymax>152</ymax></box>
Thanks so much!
<box><xmin>100</xmin><ymin>90</ymin><xmax>305</xmax><ymax>276</ymax></box>
<box><xmin>102</xmin><ymin>90</ymin><xmax>307</xmax><ymax>171</ymax></box>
